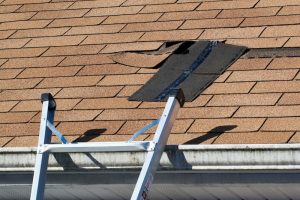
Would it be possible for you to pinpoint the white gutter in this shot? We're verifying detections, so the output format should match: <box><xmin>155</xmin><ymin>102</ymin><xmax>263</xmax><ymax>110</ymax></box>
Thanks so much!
<box><xmin>1</xmin><ymin>144</ymin><xmax>300</xmax><ymax>171</ymax></box>
<box><xmin>1</xmin><ymin>144</ymin><xmax>300</xmax><ymax>199</ymax></box>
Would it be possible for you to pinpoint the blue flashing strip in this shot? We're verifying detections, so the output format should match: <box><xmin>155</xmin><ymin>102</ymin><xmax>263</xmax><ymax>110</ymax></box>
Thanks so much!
<box><xmin>128</xmin><ymin>119</ymin><xmax>160</xmax><ymax>142</ymax></box>
<box><xmin>155</xmin><ymin>41</ymin><xmax>218</xmax><ymax>101</ymax></box>
<box><xmin>46</xmin><ymin>121</ymin><xmax>69</xmax><ymax>144</ymax></box>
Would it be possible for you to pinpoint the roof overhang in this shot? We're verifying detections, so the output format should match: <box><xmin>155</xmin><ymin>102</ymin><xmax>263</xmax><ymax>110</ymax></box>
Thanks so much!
<box><xmin>1</xmin><ymin>144</ymin><xmax>300</xmax><ymax>199</ymax></box>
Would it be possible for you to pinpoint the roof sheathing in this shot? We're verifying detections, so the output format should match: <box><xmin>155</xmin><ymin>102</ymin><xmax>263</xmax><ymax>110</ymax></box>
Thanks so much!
<box><xmin>0</xmin><ymin>0</ymin><xmax>299</xmax><ymax>147</ymax></box>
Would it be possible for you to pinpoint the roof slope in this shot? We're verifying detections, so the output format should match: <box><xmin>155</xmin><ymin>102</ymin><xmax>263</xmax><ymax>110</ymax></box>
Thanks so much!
<box><xmin>0</xmin><ymin>0</ymin><xmax>299</xmax><ymax>147</ymax></box>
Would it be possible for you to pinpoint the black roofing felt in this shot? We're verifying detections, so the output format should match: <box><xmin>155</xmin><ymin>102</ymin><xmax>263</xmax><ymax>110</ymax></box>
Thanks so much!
<box><xmin>243</xmin><ymin>48</ymin><xmax>300</xmax><ymax>58</ymax></box>
<box><xmin>129</xmin><ymin>41</ymin><xmax>247</xmax><ymax>102</ymax></box>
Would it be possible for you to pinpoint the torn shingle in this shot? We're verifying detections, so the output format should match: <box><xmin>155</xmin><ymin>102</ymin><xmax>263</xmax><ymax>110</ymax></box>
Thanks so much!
<box><xmin>111</xmin><ymin>52</ymin><xmax>170</xmax><ymax>68</ymax></box>
<box><xmin>110</xmin><ymin>41</ymin><xmax>184</xmax><ymax>68</ymax></box>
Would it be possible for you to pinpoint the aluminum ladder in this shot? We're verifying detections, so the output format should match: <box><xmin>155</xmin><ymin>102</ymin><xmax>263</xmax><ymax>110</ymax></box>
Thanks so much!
<box><xmin>30</xmin><ymin>89</ymin><xmax>185</xmax><ymax>200</ymax></box>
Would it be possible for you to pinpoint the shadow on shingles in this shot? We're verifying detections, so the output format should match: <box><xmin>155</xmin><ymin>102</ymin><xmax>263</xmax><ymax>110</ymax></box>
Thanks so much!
<box><xmin>72</xmin><ymin>128</ymin><xmax>107</xmax><ymax>143</ymax></box>
<box><xmin>184</xmin><ymin>125</ymin><xmax>237</xmax><ymax>144</ymax></box>
<box><xmin>53</xmin><ymin>128</ymin><xmax>107</xmax><ymax>170</ymax></box>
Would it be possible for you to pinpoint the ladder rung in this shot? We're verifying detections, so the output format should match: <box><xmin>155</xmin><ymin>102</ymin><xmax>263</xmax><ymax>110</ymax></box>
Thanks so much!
<box><xmin>39</xmin><ymin>141</ymin><xmax>154</xmax><ymax>153</ymax></box>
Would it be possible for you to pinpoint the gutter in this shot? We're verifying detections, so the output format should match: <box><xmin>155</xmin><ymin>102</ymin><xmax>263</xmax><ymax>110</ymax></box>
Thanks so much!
<box><xmin>1</xmin><ymin>144</ymin><xmax>300</xmax><ymax>199</ymax></box>
<box><xmin>1</xmin><ymin>143</ymin><xmax>300</xmax><ymax>171</ymax></box>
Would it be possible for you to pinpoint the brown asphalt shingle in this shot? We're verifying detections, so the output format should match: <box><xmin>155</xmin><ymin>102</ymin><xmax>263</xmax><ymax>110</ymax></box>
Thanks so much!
<box><xmin>0</xmin><ymin>137</ymin><xmax>13</xmax><ymax>147</ymax></box>
<box><xmin>0</xmin><ymin>47</ymin><xmax>47</xmax><ymax>59</ymax></box>
<box><xmin>0</xmin><ymin>0</ymin><xmax>299</xmax><ymax>146</ymax></box>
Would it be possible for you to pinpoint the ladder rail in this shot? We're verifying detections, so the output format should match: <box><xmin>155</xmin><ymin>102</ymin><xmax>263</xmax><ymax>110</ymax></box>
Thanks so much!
<box><xmin>30</xmin><ymin>94</ymin><xmax>55</xmax><ymax>200</ymax></box>
<box><xmin>131</xmin><ymin>94</ymin><xmax>181</xmax><ymax>200</ymax></box>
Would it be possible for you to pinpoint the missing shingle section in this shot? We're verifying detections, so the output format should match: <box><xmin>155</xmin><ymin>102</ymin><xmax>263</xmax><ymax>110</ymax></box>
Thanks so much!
<box><xmin>155</xmin><ymin>41</ymin><xmax>218</xmax><ymax>100</ymax></box>
<box><xmin>243</xmin><ymin>48</ymin><xmax>300</xmax><ymax>58</ymax></box>
<box><xmin>111</xmin><ymin>41</ymin><xmax>187</xmax><ymax>68</ymax></box>
<box><xmin>129</xmin><ymin>41</ymin><xmax>247</xmax><ymax>102</ymax></box>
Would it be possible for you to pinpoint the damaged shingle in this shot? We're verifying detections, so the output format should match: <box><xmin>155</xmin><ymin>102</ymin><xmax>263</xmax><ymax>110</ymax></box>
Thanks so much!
<box><xmin>111</xmin><ymin>52</ymin><xmax>170</xmax><ymax>68</ymax></box>
<box><xmin>110</xmin><ymin>41</ymin><xmax>184</xmax><ymax>68</ymax></box>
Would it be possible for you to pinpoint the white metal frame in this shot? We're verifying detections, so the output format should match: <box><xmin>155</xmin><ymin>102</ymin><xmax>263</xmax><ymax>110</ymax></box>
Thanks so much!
<box><xmin>30</xmin><ymin>90</ymin><xmax>184</xmax><ymax>200</ymax></box>
<box><xmin>30</xmin><ymin>94</ymin><xmax>55</xmax><ymax>200</ymax></box>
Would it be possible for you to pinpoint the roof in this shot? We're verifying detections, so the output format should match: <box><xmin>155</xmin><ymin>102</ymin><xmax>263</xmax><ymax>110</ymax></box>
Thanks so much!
<box><xmin>0</xmin><ymin>0</ymin><xmax>299</xmax><ymax>147</ymax></box>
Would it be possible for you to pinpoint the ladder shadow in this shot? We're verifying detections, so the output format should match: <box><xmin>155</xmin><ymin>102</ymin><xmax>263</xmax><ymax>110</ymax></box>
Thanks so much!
<box><xmin>52</xmin><ymin>125</ymin><xmax>237</xmax><ymax>170</ymax></box>
<box><xmin>166</xmin><ymin>125</ymin><xmax>237</xmax><ymax>169</ymax></box>
<box><xmin>184</xmin><ymin>125</ymin><xmax>237</xmax><ymax>144</ymax></box>
<box><xmin>72</xmin><ymin>128</ymin><xmax>107</xmax><ymax>143</ymax></box>
<box><xmin>52</xmin><ymin>128</ymin><xmax>107</xmax><ymax>170</ymax></box>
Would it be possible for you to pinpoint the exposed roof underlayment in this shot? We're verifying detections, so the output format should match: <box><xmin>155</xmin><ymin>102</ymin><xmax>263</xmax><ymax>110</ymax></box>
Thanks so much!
<box><xmin>129</xmin><ymin>41</ymin><xmax>246</xmax><ymax>101</ymax></box>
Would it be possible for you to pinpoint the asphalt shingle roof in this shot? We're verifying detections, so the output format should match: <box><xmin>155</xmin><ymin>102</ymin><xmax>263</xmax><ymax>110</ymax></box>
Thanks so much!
<box><xmin>0</xmin><ymin>0</ymin><xmax>299</xmax><ymax>147</ymax></box>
